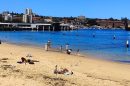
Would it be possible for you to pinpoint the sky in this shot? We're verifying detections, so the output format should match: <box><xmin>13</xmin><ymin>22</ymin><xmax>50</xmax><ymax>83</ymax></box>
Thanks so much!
<box><xmin>0</xmin><ymin>0</ymin><xmax>130</xmax><ymax>19</ymax></box>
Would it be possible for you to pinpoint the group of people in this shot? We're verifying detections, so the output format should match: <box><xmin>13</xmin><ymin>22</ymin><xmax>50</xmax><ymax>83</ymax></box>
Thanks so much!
<box><xmin>44</xmin><ymin>40</ymin><xmax>80</xmax><ymax>55</ymax></box>
<box><xmin>17</xmin><ymin>57</ymin><xmax>73</xmax><ymax>75</ymax></box>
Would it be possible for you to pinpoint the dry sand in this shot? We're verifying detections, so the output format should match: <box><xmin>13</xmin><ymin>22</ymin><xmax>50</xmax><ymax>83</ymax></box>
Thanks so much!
<box><xmin>0</xmin><ymin>43</ymin><xmax>130</xmax><ymax>86</ymax></box>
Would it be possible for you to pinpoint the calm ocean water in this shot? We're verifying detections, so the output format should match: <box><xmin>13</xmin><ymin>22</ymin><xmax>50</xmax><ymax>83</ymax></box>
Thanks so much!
<box><xmin>0</xmin><ymin>29</ymin><xmax>130</xmax><ymax>63</ymax></box>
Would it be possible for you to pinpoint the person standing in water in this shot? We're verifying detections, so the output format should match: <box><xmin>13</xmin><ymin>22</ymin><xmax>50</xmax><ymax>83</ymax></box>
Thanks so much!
<box><xmin>126</xmin><ymin>40</ymin><xmax>129</xmax><ymax>48</ymax></box>
<box><xmin>93</xmin><ymin>33</ymin><xmax>95</xmax><ymax>38</ymax></box>
<box><xmin>113</xmin><ymin>35</ymin><xmax>116</xmax><ymax>40</ymax></box>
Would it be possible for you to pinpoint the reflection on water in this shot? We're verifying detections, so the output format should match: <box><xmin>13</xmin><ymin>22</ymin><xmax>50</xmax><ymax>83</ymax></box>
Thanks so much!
<box><xmin>0</xmin><ymin>29</ymin><xmax>130</xmax><ymax>62</ymax></box>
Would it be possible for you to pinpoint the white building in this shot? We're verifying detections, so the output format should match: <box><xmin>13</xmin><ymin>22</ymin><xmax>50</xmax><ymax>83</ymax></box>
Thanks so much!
<box><xmin>23</xmin><ymin>14</ymin><xmax>27</xmax><ymax>23</ymax></box>
<box><xmin>23</xmin><ymin>8</ymin><xmax>33</xmax><ymax>23</ymax></box>
<box><xmin>78</xmin><ymin>16</ymin><xmax>86</xmax><ymax>20</ymax></box>
<box><xmin>28</xmin><ymin>15</ymin><xmax>32</xmax><ymax>23</ymax></box>
<box><xmin>4</xmin><ymin>14</ymin><xmax>12</xmax><ymax>21</ymax></box>
<box><xmin>26</xmin><ymin>8</ymin><xmax>32</xmax><ymax>15</ymax></box>
<box><xmin>2</xmin><ymin>11</ymin><xmax>12</xmax><ymax>21</ymax></box>
<box><xmin>23</xmin><ymin>14</ymin><xmax>32</xmax><ymax>23</ymax></box>
<box><xmin>44</xmin><ymin>19</ymin><xmax>53</xmax><ymax>23</ymax></box>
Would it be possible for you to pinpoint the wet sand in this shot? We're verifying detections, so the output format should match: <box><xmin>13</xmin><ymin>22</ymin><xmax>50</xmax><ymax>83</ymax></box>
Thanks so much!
<box><xmin>0</xmin><ymin>43</ymin><xmax>130</xmax><ymax>86</ymax></box>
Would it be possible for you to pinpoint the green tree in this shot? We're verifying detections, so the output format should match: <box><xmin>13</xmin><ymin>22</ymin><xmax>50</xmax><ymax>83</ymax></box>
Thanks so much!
<box><xmin>109</xmin><ymin>17</ymin><xmax>114</xmax><ymax>21</ymax></box>
<box><xmin>87</xmin><ymin>19</ymin><xmax>97</xmax><ymax>26</ymax></box>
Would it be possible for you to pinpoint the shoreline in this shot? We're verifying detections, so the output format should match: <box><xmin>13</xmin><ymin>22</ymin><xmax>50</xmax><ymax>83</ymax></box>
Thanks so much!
<box><xmin>4</xmin><ymin>41</ymin><xmax>130</xmax><ymax>65</ymax></box>
<box><xmin>3</xmin><ymin>41</ymin><xmax>115</xmax><ymax>62</ymax></box>
<box><xmin>1</xmin><ymin>42</ymin><xmax>130</xmax><ymax>86</ymax></box>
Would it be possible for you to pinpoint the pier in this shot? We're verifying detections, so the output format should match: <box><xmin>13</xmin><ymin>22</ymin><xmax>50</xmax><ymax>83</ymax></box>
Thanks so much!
<box><xmin>0</xmin><ymin>23</ymin><xmax>75</xmax><ymax>31</ymax></box>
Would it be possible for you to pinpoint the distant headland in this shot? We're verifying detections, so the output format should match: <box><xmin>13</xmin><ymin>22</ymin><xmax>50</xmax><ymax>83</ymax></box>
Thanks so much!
<box><xmin>0</xmin><ymin>8</ymin><xmax>130</xmax><ymax>31</ymax></box>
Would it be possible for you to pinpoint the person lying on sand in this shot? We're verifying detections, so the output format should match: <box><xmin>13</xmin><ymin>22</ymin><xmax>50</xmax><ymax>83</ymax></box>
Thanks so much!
<box><xmin>17</xmin><ymin>57</ymin><xmax>39</xmax><ymax>64</ymax></box>
<box><xmin>54</xmin><ymin>65</ymin><xmax>73</xmax><ymax>75</ymax></box>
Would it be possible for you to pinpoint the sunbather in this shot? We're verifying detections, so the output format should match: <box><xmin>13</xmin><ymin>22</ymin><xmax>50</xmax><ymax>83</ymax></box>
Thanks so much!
<box><xmin>54</xmin><ymin>65</ymin><xmax>73</xmax><ymax>75</ymax></box>
<box><xmin>17</xmin><ymin>57</ymin><xmax>34</xmax><ymax>64</ymax></box>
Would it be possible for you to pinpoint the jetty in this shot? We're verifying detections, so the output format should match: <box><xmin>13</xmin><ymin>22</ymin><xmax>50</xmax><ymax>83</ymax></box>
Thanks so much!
<box><xmin>0</xmin><ymin>22</ymin><xmax>78</xmax><ymax>31</ymax></box>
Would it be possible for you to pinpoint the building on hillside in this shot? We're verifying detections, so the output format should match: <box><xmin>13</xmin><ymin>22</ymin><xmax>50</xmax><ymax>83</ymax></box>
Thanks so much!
<box><xmin>44</xmin><ymin>17</ymin><xmax>53</xmax><ymax>23</ymax></box>
<box><xmin>2</xmin><ymin>11</ymin><xmax>12</xmax><ymax>22</ymax></box>
<box><xmin>78</xmin><ymin>16</ymin><xmax>86</xmax><ymax>20</ymax></box>
<box><xmin>77</xmin><ymin>16</ymin><xmax>86</xmax><ymax>26</ymax></box>
<box><xmin>96</xmin><ymin>19</ymin><xmax>125</xmax><ymax>28</ymax></box>
<box><xmin>23</xmin><ymin>14</ymin><xmax>32</xmax><ymax>23</ymax></box>
<box><xmin>26</xmin><ymin>8</ymin><xmax>32</xmax><ymax>15</ymax></box>
<box><xmin>23</xmin><ymin>8</ymin><xmax>33</xmax><ymax>23</ymax></box>
<box><xmin>128</xmin><ymin>21</ymin><xmax>130</xmax><ymax>28</ymax></box>
<box><xmin>12</xmin><ymin>16</ymin><xmax>23</xmax><ymax>23</ymax></box>
<box><xmin>4</xmin><ymin>14</ymin><xmax>12</xmax><ymax>21</ymax></box>
<box><xmin>114</xmin><ymin>21</ymin><xmax>125</xmax><ymax>28</ymax></box>
<box><xmin>33</xmin><ymin>17</ymin><xmax>44</xmax><ymax>23</ymax></box>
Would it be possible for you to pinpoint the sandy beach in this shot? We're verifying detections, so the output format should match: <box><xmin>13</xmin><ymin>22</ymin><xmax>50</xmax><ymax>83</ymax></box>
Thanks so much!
<box><xmin>0</xmin><ymin>43</ymin><xmax>130</xmax><ymax>86</ymax></box>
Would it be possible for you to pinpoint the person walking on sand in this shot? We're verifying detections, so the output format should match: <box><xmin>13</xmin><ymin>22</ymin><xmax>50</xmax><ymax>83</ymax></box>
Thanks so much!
<box><xmin>60</xmin><ymin>45</ymin><xmax>63</xmax><ymax>52</ymax></box>
<box><xmin>47</xmin><ymin>40</ymin><xmax>51</xmax><ymax>48</ymax></box>
<box><xmin>77</xmin><ymin>49</ymin><xmax>80</xmax><ymax>55</ymax></box>
<box><xmin>45</xmin><ymin>43</ymin><xmax>48</xmax><ymax>51</ymax></box>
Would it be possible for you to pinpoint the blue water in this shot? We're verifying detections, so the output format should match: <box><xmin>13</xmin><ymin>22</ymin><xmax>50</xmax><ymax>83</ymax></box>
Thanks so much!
<box><xmin>0</xmin><ymin>29</ymin><xmax>130</xmax><ymax>62</ymax></box>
